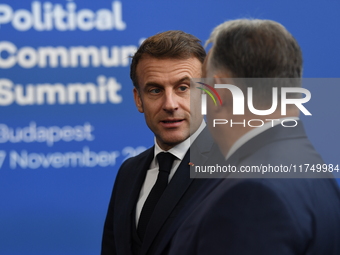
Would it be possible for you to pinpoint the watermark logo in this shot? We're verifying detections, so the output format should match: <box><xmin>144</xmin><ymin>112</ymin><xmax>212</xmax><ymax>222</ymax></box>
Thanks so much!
<box><xmin>196</xmin><ymin>82</ymin><xmax>223</xmax><ymax>115</ymax></box>
<box><xmin>199</xmin><ymin>83</ymin><xmax>311</xmax><ymax>116</ymax></box>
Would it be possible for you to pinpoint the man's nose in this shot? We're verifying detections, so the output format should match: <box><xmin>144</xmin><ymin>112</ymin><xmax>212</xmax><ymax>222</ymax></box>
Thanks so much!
<box><xmin>162</xmin><ymin>90</ymin><xmax>179</xmax><ymax>112</ymax></box>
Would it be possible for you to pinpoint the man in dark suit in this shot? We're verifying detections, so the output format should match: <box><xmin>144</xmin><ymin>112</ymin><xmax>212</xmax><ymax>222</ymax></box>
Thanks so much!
<box><xmin>101</xmin><ymin>30</ymin><xmax>223</xmax><ymax>255</ymax></box>
<box><xmin>167</xmin><ymin>19</ymin><xmax>340</xmax><ymax>254</ymax></box>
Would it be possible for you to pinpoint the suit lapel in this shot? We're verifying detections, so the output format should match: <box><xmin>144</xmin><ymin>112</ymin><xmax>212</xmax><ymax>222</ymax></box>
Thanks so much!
<box><xmin>140</xmin><ymin>128</ymin><xmax>217</xmax><ymax>254</ymax></box>
<box><xmin>127</xmin><ymin>147</ymin><xmax>154</xmax><ymax>218</ymax></box>
<box><xmin>123</xmin><ymin>147</ymin><xmax>154</xmax><ymax>251</ymax></box>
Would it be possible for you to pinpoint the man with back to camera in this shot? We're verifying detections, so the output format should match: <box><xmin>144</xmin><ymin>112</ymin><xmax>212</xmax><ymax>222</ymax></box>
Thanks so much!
<box><xmin>101</xmin><ymin>30</ymin><xmax>223</xmax><ymax>255</ymax></box>
<box><xmin>166</xmin><ymin>19</ymin><xmax>340</xmax><ymax>255</ymax></box>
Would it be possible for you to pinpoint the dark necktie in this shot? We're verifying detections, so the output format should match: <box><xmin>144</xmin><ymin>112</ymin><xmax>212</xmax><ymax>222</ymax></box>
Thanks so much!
<box><xmin>137</xmin><ymin>152</ymin><xmax>176</xmax><ymax>241</ymax></box>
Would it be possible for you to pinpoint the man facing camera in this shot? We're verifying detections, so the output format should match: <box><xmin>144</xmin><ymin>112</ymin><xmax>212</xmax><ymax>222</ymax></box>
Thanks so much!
<box><xmin>101</xmin><ymin>31</ymin><xmax>223</xmax><ymax>255</ymax></box>
<box><xmin>168</xmin><ymin>20</ymin><xmax>340</xmax><ymax>255</ymax></box>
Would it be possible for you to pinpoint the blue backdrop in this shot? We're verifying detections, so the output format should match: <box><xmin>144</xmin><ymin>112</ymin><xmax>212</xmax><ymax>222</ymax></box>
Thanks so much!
<box><xmin>0</xmin><ymin>0</ymin><xmax>339</xmax><ymax>254</ymax></box>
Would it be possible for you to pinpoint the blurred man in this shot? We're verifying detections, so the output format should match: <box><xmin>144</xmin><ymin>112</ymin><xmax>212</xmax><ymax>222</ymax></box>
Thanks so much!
<box><xmin>168</xmin><ymin>19</ymin><xmax>340</xmax><ymax>255</ymax></box>
<box><xmin>101</xmin><ymin>30</ymin><xmax>223</xmax><ymax>255</ymax></box>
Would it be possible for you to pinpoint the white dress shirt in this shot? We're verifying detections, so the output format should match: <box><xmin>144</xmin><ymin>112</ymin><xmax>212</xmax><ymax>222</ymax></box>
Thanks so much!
<box><xmin>135</xmin><ymin>120</ymin><xmax>206</xmax><ymax>224</ymax></box>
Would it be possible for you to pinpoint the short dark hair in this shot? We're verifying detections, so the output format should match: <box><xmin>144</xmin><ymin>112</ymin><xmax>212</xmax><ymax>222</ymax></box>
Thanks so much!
<box><xmin>207</xmin><ymin>19</ymin><xmax>303</xmax><ymax>106</ymax></box>
<box><xmin>208</xmin><ymin>19</ymin><xmax>302</xmax><ymax>78</ymax></box>
<box><xmin>130</xmin><ymin>30</ymin><xmax>206</xmax><ymax>88</ymax></box>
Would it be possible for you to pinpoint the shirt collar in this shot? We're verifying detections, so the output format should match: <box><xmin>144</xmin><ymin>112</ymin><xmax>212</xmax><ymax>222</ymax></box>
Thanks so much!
<box><xmin>225</xmin><ymin>117</ymin><xmax>299</xmax><ymax>160</ymax></box>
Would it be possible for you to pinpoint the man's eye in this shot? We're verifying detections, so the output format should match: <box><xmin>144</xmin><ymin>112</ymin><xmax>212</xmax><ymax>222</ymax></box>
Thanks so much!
<box><xmin>178</xmin><ymin>86</ymin><xmax>189</xmax><ymax>92</ymax></box>
<box><xmin>149</xmin><ymin>88</ymin><xmax>161</xmax><ymax>94</ymax></box>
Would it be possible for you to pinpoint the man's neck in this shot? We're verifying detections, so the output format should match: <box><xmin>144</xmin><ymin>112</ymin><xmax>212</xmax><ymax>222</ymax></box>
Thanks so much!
<box><xmin>225</xmin><ymin>116</ymin><xmax>299</xmax><ymax>159</ymax></box>
<box><xmin>217</xmin><ymin>110</ymin><xmax>299</xmax><ymax>157</ymax></box>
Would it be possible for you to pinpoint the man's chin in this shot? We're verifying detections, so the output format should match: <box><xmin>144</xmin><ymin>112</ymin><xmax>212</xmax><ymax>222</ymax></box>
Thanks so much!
<box><xmin>157</xmin><ymin>134</ymin><xmax>189</xmax><ymax>150</ymax></box>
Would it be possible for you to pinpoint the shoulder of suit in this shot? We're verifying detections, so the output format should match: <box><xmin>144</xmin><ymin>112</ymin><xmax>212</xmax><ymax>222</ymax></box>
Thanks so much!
<box><xmin>126</xmin><ymin>147</ymin><xmax>153</xmax><ymax>163</ymax></box>
<box><xmin>117</xmin><ymin>146</ymin><xmax>153</xmax><ymax>171</ymax></box>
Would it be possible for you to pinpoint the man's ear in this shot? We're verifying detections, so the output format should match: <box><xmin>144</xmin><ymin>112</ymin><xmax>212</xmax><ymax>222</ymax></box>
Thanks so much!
<box><xmin>133</xmin><ymin>88</ymin><xmax>144</xmax><ymax>113</ymax></box>
<box><xmin>213</xmin><ymin>76</ymin><xmax>226</xmax><ymax>111</ymax></box>
<box><xmin>213</xmin><ymin>75</ymin><xmax>235</xmax><ymax>109</ymax></box>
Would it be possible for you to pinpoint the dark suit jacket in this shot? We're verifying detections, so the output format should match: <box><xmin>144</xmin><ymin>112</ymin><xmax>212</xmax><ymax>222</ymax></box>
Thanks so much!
<box><xmin>167</xmin><ymin>122</ymin><xmax>340</xmax><ymax>255</ymax></box>
<box><xmin>101</xmin><ymin>127</ymin><xmax>224</xmax><ymax>255</ymax></box>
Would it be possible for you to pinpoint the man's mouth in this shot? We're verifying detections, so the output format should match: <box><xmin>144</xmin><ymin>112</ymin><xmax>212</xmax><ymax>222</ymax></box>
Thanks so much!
<box><xmin>161</xmin><ymin>120</ymin><xmax>183</xmax><ymax>123</ymax></box>
<box><xmin>160</xmin><ymin>119</ymin><xmax>184</xmax><ymax>127</ymax></box>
